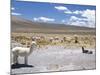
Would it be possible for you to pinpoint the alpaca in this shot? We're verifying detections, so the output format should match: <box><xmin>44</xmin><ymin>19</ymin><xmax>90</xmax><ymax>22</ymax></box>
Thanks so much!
<box><xmin>88</xmin><ymin>51</ymin><xmax>93</xmax><ymax>54</ymax></box>
<box><xmin>49</xmin><ymin>37</ymin><xmax>54</xmax><ymax>42</ymax></box>
<box><xmin>82</xmin><ymin>47</ymin><xmax>93</xmax><ymax>54</ymax></box>
<box><xmin>82</xmin><ymin>47</ymin><xmax>88</xmax><ymax>53</ymax></box>
<box><xmin>12</xmin><ymin>41</ymin><xmax>37</xmax><ymax>65</ymax></box>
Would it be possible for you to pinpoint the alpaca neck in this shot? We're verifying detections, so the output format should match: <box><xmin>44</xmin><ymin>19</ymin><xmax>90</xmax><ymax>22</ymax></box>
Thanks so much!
<box><xmin>82</xmin><ymin>47</ymin><xmax>84</xmax><ymax>52</ymax></box>
<box><xmin>29</xmin><ymin>45</ymin><xmax>34</xmax><ymax>54</ymax></box>
<box><xmin>29</xmin><ymin>43</ymin><xmax>36</xmax><ymax>54</ymax></box>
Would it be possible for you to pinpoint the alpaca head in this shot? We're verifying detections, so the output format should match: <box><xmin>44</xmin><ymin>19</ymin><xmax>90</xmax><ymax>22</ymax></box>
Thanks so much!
<box><xmin>31</xmin><ymin>41</ymin><xmax>37</xmax><ymax>48</ymax></box>
<box><xmin>29</xmin><ymin>41</ymin><xmax>37</xmax><ymax>54</ymax></box>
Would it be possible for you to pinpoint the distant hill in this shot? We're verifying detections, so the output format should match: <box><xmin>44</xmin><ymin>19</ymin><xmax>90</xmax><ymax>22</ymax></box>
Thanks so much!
<box><xmin>11</xmin><ymin>16</ymin><xmax>95</xmax><ymax>35</ymax></box>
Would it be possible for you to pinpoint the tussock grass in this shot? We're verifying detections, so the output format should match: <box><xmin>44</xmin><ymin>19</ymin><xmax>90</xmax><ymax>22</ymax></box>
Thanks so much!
<box><xmin>11</xmin><ymin>33</ymin><xmax>96</xmax><ymax>48</ymax></box>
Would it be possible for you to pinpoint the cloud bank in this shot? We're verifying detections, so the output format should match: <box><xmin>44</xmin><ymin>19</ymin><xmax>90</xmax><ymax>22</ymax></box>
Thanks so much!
<box><xmin>11</xmin><ymin>12</ymin><xmax>21</xmax><ymax>16</ymax></box>
<box><xmin>55</xmin><ymin>6</ymin><xmax>96</xmax><ymax>28</ymax></box>
<box><xmin>33</xmin><ymin>17</ymin><xmax>55</xmax><ymax>22</ymax></box>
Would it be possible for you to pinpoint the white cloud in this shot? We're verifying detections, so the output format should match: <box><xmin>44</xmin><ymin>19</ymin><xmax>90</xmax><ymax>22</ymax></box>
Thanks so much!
<box><xmin>11</xmin><ymin>12</ymin><xmax>21</xmax><ymax>16</ymax></box>
<box><xmin>55</xmin><ymin>6</ymin><xmax>73</xmax><ymax>14</ymax></box>
<box><xmin>67</xmin><ymin>16</ymin><xmax>87</xmax><ymax>27</ymax></box>
<box><xmin>62</xmin><ymin>20</ymin><xmax>66</xmax><ymax>23</ymax></box>
<box><xmin>69</xmin><ymin>16</ymin><xmax>87</xmax><ymax>21</ymax></box>
<box><xmin>67</xmin><ymin>15</ymin><xmax>95</xmax><ymax>28</ymax></box>
<box><xmin>54</xmin><ymin>6</ymin><xmax>68</xmax><ymax>11</ymax></box>
<box><xmin>54</xmin><ymin>6</ymin><xmax>82</xmax><ymax>14</ymax></box>
<box><xmin>69</xmin><ymin>21</ymin><xmax>86</xmax><ymax>26</ymax></box>
<box><xmin>81</xmin><ymin>9</ymin><xmax>95</xmax><ymax>27</ymax></box>
<box><xmin>62</xmin><ymin>8</ymin><xmax>95</xmax><ymax>28</ymax></box>
<box><xmin>64</xmin><ymin>10</ymin><xmax>72</xmax><ymax>14</ymax></box>
<box><xmin>82</xmin><ymin>9</ymin><xmax>95</xmax><ymax>20</ymax></box>
<box><xmin>55</xmin><ymin>5</ymin><xmax>95</xmax><ymax>25</ymax></box>
<box><xmin>11</xmin><ymin>7</ymin><xmax>15</xmax><ymax>10</ymax></box>
<box><xmin>33</xmin><ymin>17</ymin><xmax>55</xmax><ymax>22</ymax></box>
<box><xmin>70</xmin><ymin>16</ymin><xmax>78</xmax><ymax>20</ymax></box>
<box><xmin>11</xmin><ymin>7</ymin><xmax>21</xmax><ymax>16</ymax></box>
<box><xmin>73</xmin><ymin>10</ymin><xmax>82</xmax><ymax>14</ymax></box>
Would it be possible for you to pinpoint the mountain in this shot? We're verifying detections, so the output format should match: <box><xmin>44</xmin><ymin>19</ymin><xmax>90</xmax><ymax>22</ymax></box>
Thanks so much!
<box><xmin>11</xmin><ymin>16</ymin><xmax>95</xmax><ymax>34</ymax></box>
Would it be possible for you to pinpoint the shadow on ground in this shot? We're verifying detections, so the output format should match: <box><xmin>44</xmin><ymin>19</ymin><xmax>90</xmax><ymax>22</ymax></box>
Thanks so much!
<box><xmin>11</xmin><ymin>63</ymin><xmax>33</xmax><ymax>69</ymax></box>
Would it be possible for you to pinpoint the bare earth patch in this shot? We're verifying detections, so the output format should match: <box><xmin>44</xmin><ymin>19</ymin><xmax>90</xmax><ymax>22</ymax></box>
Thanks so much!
<box><xmin>11</xmin><ymin>46</ymin><xmax>96</xmax><ymax>74</ymax></box>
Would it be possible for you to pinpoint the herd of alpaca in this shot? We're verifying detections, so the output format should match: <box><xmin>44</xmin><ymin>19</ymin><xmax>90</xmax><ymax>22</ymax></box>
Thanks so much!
<box><xmin>12</xmin><ymin>40</ymin><xmax>37</xmax><ymax>65</ymax></box>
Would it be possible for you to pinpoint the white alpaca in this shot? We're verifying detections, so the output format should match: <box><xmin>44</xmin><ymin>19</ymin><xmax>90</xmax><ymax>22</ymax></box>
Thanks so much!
<box><xmin>12</xmin><ymin>41</ymin><xmax>37</xmax><ymax>65</ymax></box>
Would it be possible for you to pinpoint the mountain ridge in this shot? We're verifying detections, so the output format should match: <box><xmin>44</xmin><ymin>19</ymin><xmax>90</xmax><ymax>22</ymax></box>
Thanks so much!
<box><xmin>11</xmin><ymin>16</ymin><xmax>95</xmax><ymax>34</ymax></box>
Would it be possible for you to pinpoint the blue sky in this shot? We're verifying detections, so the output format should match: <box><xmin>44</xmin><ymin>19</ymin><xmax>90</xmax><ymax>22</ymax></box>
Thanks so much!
<box><xmin>11</xmin><ymin>0</ymin><xmax>96</xmax><ymax>28</ymax></box>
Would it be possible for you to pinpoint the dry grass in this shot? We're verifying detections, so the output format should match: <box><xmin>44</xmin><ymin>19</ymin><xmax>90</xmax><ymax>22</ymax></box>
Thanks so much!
<box><xmin>11</xmin><ymin>32</ymin><xmax>96</xmax><ymax>48</ymax></box>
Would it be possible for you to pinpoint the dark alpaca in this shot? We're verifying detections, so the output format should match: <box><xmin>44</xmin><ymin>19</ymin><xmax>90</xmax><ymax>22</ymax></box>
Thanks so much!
<box><xmin>82</xmin><ymin>47</ymin><xmax>93</xmax><ymax>54</ymax></box>
<box><xmin>82</xmin><ymin>47</ymin><xmax>88</xmax><ymax>53</ymax></box>
<box><xmin>88</xmin><ymin>51</ymin><xmax>93</xmax><ymax>54</ymax></box>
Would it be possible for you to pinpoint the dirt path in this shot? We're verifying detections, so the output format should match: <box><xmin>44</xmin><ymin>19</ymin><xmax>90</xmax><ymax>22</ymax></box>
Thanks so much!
<box><xmin>11</xmin><ymin>46</ymin><xmax>96</xmax><ymax>74</ymax></box>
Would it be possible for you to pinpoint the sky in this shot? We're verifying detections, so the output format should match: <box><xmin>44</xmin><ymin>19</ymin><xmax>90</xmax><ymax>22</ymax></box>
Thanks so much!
<box><xmin>11</xmin><ymin>0</ymin><xmax>96</xmax><ymax>28</ymax></box>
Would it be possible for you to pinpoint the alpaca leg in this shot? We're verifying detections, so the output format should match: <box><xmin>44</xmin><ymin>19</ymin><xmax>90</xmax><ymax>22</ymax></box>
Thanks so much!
<box><xmin>25</xmin><ymin>56</ymin><xmax>28</xmax><ymax>65</ymax></box>
<box><xmin>16</xmin><ymin>55</ymin><xmax>18</xmax><ymax>64</ymax></box>
<box><xmin>13</xmin><ymin>54</ymin><xmax>16</xmax><ymax>64</ymax></box>
<box><xmin>13</xmin><ymin>54</ymin><xmax>18</xmax><ymax>64</ymax></box>
<box><xmin>14</xmin><ymin>55</ymin><xmax>18</xmax><ymax>64</ymax></box>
